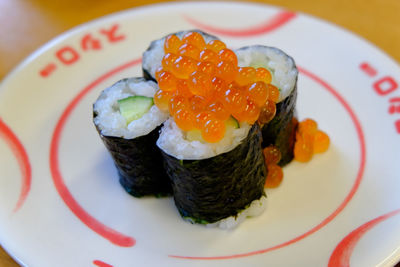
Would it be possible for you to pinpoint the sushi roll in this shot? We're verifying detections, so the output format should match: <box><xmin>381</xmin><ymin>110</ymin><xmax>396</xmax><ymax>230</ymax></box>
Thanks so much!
<box><xmin>93</xmin><ymin>77</ymin><xmax>171</xmax><ymax>197</ymax></box>
<box><xmin>158</xmin><ymin>119</ymin><xmax>267</xmax><ymax>228</ymax></box>
<box><xmin>142</xmin><ymin>30</ymin><xmax>219</xmax><ymax>81</ymax></box>
<box><xmin>146</xmin><ymin>31</ymin><xmax>269</xmax><ymax>228</ymax></box>
<box><xmin>235</xmin><ymin>46</ymin><xmax>298</xmax><ymax>165</ymax></box>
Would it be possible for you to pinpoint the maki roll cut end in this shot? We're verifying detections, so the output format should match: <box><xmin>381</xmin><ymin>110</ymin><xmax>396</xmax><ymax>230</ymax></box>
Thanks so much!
<box><xmin>93</xmin><ymin>77</ymin><xmax>171</xmax><ymax>197</ymax></box>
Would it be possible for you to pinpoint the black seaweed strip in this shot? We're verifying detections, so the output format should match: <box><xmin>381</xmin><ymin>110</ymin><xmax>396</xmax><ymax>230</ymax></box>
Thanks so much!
<box><xmin>94</xmin><ymin>117</ymin><xmax>171</xmax><ymax>198</ymax></box>
<box><xmin>162</xmin><ymin>124</ymin><xmax>266</xmax><ymax>223</ymax></box>
<box><xmin>261</xmin><ymin>84</ymin><xmax>298</xmax><ymax>166</ymax></box>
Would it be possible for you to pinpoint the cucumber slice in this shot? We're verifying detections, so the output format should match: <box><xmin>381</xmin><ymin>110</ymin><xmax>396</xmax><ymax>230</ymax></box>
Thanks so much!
<box><xmin>225</xmin><ymin>116</ymin><xmax>239</xmax><ymax>129</ymax></box>
<box><xmin>118</xmin><ymin>96</ymin><xmax>154</xmax><ymax>124</ymax></box>
<box><xmin>186</xmin><ymin>129</ymin><xmax>204</xmax><ymax>142</ymax></box>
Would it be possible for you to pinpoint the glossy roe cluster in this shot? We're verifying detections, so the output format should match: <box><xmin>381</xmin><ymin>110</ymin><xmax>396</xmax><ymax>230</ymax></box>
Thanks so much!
<box><xmin>154</xmin><ymin>31</ymin><xmax>280</xmax><ymax>143</ymax></box>
<box><xmin>294</xmin><ymin>118</ymin><xmax>330</xmax><ymax>162</ymax></box>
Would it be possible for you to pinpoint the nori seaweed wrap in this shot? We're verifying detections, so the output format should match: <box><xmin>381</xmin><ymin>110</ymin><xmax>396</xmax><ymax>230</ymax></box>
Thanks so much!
<box><xmin>158</xmin><ymin>121</ymin><xmax>267</xmax><ymax>224</ymax></box>
<box><xmin>235</xmin><ymin>45</ymin><xmax>298</xmax><ymax>166</ymax></box>
<box><xmin>93</xmin><ymin>78</ymin><xmax>171</xmax><ymax>197</ymax></box>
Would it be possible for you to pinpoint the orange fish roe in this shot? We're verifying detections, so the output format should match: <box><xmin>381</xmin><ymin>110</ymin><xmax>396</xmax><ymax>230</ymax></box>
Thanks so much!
<box><xmin>164</xmin><ymin>34</ymin><xmax>182</xmax><ymax>54</ymax></box>
<box><xmin>206</xmin><ymin>39</ymin><xmax>226</xmax><ymax>53</ymax></box>
<box><xmin>313</xmin><ymin>130</ymin><xmax>330</xmax><ymax>153</ymax></box>
<box><xmin>174</xmin><ymin>109</ymin><xmax>195</xmax><ymax>131</ymax></box>
<box><xmin>182</xmin><ymin>31</ymin><xmax>206</xmax><ymax>50</ymax></box>
<box><xmin>154</xmin><ymin>90</ymin><xmax>173</xmax><ymax>112</ymax></box>
<box><xmin>258</xmin><ymin>100</ymin><xmax>277</xmax><ymax>125</ymax></box>
<box><xmin>294</xmin><ymin>118</ymin><xmax>330</xmax><ymax>162</ymax></box>
<box><xmin>263</xmin><ymin>145</ymin><xmax>284</xmax><ymax>188</ymax></box>
<box><xmin>154</xmin><ymin>32</ymin><xmax>279</xmax><ymax>143</ymax></box>
<box><xmin>235</xmin><ymin>67</ymin><xmax>256</xmax><ymax>86</ymax></box>
<box><xmin>265</xmin><ymin>164</ymin><xmax>283</xmax><ymax>188</ymax></box>
<box><xmin>207</xmin><ymin>102</ymin><xmax>230</xmax><ymax>121</ymax></box>
<box><xmin>255</xmin><ymin>67</ymin><xmax>272</xmax><ymax>84</ymax></box>
<box><xmin>202</xmin><ymin>119</ymin><xmax>226</xmax><ymax>143</ymax></box>
<box><xmin>263</xmin><ymin>145</ymin><xmax>281</xmax><ymax>165</ymax></box>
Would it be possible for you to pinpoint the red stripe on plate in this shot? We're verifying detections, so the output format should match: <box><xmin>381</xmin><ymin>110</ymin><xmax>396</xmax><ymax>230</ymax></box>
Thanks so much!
<box><xmin>328</xmin><ymin>208</ymin><xmax>400</xmax><ymax>267</ymax></box>
<box><xmin>0</xmin><ymin>118</ymin><xmax>32</xmax><ymax>212</ymax></box>
<box><xmin>184</xmin><ymin>11</ymin><xmax>296</xmax><ymax>37</ymax></box>
<box><xmin>49</xmin><ymin>59</ymin><xmax>141</xmax><ymax>247</ymax></box>
<box><xmin>93</xmin><ymin>260</ymin><xmax>113</xmax><ymax>267</ymax></box>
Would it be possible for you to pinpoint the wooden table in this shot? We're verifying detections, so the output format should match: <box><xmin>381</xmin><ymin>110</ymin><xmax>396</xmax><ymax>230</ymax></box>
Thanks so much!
<box><xmin>0</xmin><ymin>0</ymin><xmax>399</xmax><ymax>266</ymax></box>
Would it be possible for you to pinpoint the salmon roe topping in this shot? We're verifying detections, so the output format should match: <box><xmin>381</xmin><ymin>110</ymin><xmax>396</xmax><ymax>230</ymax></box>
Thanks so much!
<box><xmin>157</xmin><ymin>71</ymin><xmax>177</xmax><ymax>92</ymax></box>
<box><xmin>199</xmin><ymin>49</ymin><xmax>219</xmax><ymax>64</ymax></box>
<box><xmin>182</xmin><ymin>31</ymin><xmax>206</xmax><ymax>50</ymax></box>
<box><xmin>263</xmin><ymin>145</ymin><xmax>281</xmax><ymax>165</ymax></box>
<box><xmin>154</xmin><ymin>90</ymin><xmax>173</xmax><ymax>112</ymax></box>
<box><xmin>197</xmin><ymin>61</ymin><xmax>217</xmax><ymax>76</ymax></box>
<box><xmin>255</xmin><ymin>67</ymin><xmax>272</xmax><ymax>84</ymax></box>
<box><xmin>218</xmin><ymin>49</ymin><xmax>238</xmax><ymax>66</ymax></box>
<box><xmin>222</xmin><ymin>88</ymin><xmax>246</xmax><ymax>113</ymax></box>
<box><xmin>265</xmin><ymin>164</ymin><xmax>283</xmax><ymax>188</ymax></box>
<box><xmin>207</xmin><ymin>102</ymin><xmax>230</xmax><ymax>121</ymax></box>
<box><xmin>164</xmin><ymin>34</ymin><xmax>182</xmax><ymax>54</ymax></box>
<box><xmin>258</xmin><ymin>100</ymin><xmax>277</xmax><ymax>125</ymax></box>
<box><xmin>169</xmin><ymin>95</ymin><xmax>188</xmax><ymax>115</ymax></box>
<box><xmin>294</xmin><ymin>119</ymin><xmax>330</xmax><ymax>162</ymax></box>
<box><xmin>206</xmin><ymin>39</ymin><xmax>226</xmax><ymax>52</ymax></box>
<box><xmin>195</xmin><ymin>111</ymin><xmax>214</xmax><ymax>129</ymax></box>
<box><xmin>201</xmin><ymin>119</ymin><xmax>226</xmax><ymax>143</ymax></box>
<box><xmin>174</xmin><ymin>109</ymin><xmax>195</xmax><ymax>131</ymax></box>
<box><xmin>313</xmin><ymin>130</ymin><xmax>330</xmax><ymax>153</ymax></box>
<box><xmin>235</xmin><ymin>67</ymin><xmax>256</xmax><ymax>86</ymax></box>
<box><xmin>155</xmin><ymin>32</ymin><xmax>281</xmax><ymax>143</ymax></box>
<box><xmin>267</xmin><ymin>84</ymin><xmax>280</xmax><ymax>103</ymax></box>
<box><xmin>247</xmin><ymin>81</ymin><xmax>269</xmax><ymax>107</ymax></box>
<box><xmin>171</xmin><ymin>56</ymin><xmax>197</xmax><ymax>79</ymax></box>
<box><xmin>178</xmin><ymin>43</ymin><xmax>200</xmax><ymax>60</ymax></box>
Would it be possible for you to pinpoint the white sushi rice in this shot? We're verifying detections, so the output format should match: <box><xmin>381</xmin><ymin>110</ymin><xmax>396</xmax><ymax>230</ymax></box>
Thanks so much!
<box><xmin>157</xmin><ymin>118</ymin><xmax>251</xmax><ymax>160</ymax></box>
<box><xmin>206</xmin><ymin>195</ymin><xmax>267</xmax><ymax>229</ymax></box>
<box><xmin>93</xmin><ymin>78</ymin><xmax>168</xmax><ymax>139</ymax></box>
<box><xmin>235</xmin><ymin>45</ymin><xmax>298</xmax><ymax>102</ymax></box>
<box><xmin>142</xmin><ymin>30</ymin><xmax>218</xmax><ymax>79</ymax></box>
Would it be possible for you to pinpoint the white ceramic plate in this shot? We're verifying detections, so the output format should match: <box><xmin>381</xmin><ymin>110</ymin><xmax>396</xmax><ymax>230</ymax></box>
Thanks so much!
<box><xmin>1</xmin><ymin>2</ymin><xmax>400</xmax><ymax>266</ymax></box>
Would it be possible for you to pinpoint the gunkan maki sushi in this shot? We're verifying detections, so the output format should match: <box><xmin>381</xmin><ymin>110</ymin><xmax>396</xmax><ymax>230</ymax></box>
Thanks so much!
<box><xmin>235</xmin><ymin>45</ymin><xmax>298</xmax><ymax>165</ymax></box>
<box><xmin>93</xmin><ymin>77</ymin><xmax>171</xmax><ymax>197</ymax></box>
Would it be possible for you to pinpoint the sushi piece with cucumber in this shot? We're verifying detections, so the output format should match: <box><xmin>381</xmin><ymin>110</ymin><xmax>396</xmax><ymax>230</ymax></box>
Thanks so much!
<box><xmin>235</xmin><ymin>45</ymin><xmax>298</xmax><ymax>166</ymax></box>
<box><xmin>93</xmin><ymin>77</ymin><xmax>171</xmax><ymax>197</ymax></box>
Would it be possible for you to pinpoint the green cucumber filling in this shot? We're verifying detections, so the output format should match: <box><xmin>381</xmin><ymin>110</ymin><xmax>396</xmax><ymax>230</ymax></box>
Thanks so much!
<box><xmin>118</xmin><ymin>96</ymin><xmax>154</xmax><ymax>124</ymax></box>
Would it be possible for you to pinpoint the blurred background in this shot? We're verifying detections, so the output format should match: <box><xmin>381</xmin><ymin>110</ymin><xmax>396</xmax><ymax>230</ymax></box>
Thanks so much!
<box><xmin>0</xmin><ymin>0</ymin><xmax>399</xmax><ymax>265</ymax></box>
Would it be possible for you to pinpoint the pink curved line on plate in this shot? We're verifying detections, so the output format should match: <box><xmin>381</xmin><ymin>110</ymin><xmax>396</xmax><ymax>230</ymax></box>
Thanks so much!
<box><xmin>93</xmin><ymin>260</ymin><xmax>113</xmax><ymax>267</ymax></box>
<box><xmin>183</xmin><ymin>10</ymin><xmax>296</xmax><ymax>37</ymax></box>
<box><xmin>169</xmin><ymin>66</ymin><xmax>367</xmax><ymax>260</ymax></box>
<box><xmin>0</xmin><ymin>118</ymin><xmax>32</xmax><ymax>212</ymax></box>
<box><xmin>328</xmin><ymin>208</ymin><xmax>400</xmax><ymax>267</ymax></box>
<box><xmin>49</xmin><ymin>59</ymin><xmax>141</xmax><ymax>247</ymax></box>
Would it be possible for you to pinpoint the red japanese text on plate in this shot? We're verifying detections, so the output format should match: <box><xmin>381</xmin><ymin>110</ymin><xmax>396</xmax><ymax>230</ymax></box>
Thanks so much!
<box><xmin>39</xmin><ymin>24</ymin><xmax>125</xmax><ymax>78</ymax></box>
<box><xmin>359</xmin><ymin>62</ymin><xmax>400</xmax><ymax>133</ymax></box>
